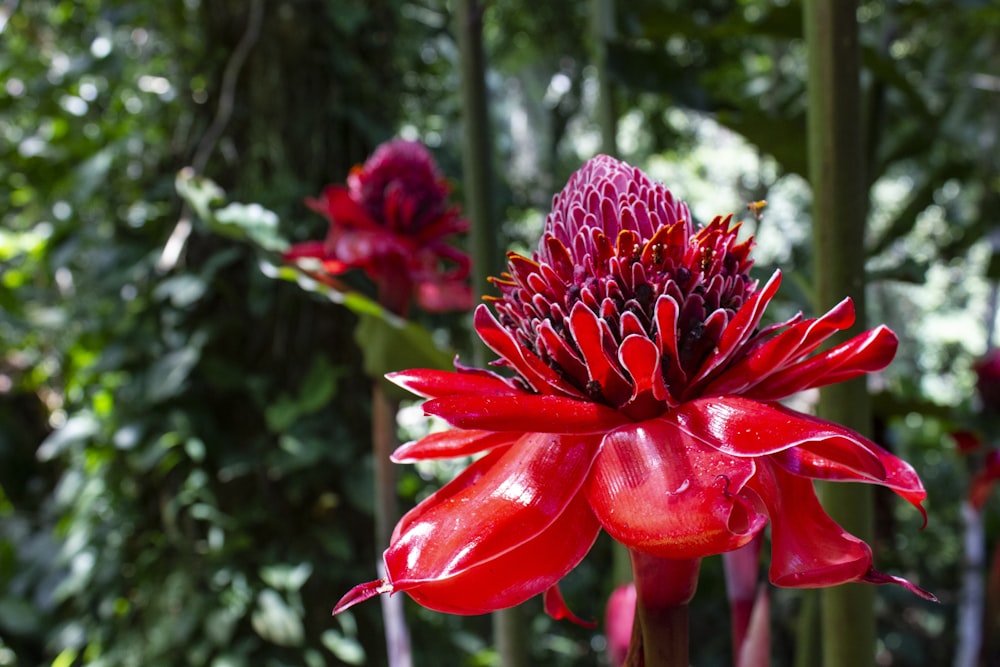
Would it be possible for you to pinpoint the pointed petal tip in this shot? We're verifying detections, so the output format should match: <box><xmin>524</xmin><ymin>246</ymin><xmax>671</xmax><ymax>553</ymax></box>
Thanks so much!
<box><xmin>863</xmin><ymin>569</ymin><xmax>938</xmax><ymax>602</ymax></box>
<box><xmin>543</xmin><ymin>585</ymin><xmax>597</xmax><ymax>628</ymax></box>
<box><xmin>332</xmin><ymin>579</ymin><xmax>392</xmax><ymax>615</ymax></box>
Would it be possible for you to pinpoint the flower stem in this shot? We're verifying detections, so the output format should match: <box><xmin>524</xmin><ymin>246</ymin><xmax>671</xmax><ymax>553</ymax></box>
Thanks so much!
<box><xmin>623</xmin><ymin>552</ymin><xmax>700</xmax><ymax>667</ymax></box>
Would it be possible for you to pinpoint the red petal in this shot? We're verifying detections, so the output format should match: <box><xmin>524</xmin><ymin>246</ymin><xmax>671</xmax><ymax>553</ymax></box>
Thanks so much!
<box><xmin>568</xmin><ymin>302</ymin><xmax>632</xmax><ymax>406</ymax></box>
<box><xmin>970</xmin><ymin>451</ymin><xmax>1000</xmax><ymax>510</ymax></box>
<box><xmin>474</xmin><ymin>305</ymin><xmax>584</xmax><ymax>397</ymax></box>
<box><xmin>391</xmin><ymin>429</ymin><xmax>517</xmax><ymax>462</ymax></box>
<box><xmin>772</xmin><ymin>435</ymin><xmax>927</xmax><ymax>520</ymax></box>
<box><xmin>380</xmin><ymin>435</ymin><xmax>601</xmax><ymax>614</ymax></box>
<box><xmin>653</xmin><ymin>294</ymin><xmax>686</xmax><ymax>390</ymax></box>
<box><xmin>386</xmin><ymin>367</ymin><xmax>519</xmax><ymax>399</ymax></box>
<box><xmin>706</xmin><ymin>297</ymin><xmax>855</xmax><ymax>396</ymax></box>
<box><xmin>670</xmin><ymin>396</ymin><xmax>882</xmax><ymax>458</ymax></box>
<box><xmin>333</xmin><ymin>579</ymin><xmax>392</xmax><ymax>615</ymax></box>
<box><xmin>423</xmin><ymin>393</ymin><xmax>627</xmax><ymax>434</ymax></box>
<box><xmin>284</xmin><ymin>241</ymin><xmax>327</xmax><ymax>261</ymax></box>
<box><xmin>306</xmin><ymin>185</ymin><xmax>381</xmax><ymax>231</ymax></box>
<box><xmin>618</xmin><ymin>333</ymin><xmax>671</xmax><ymax>418</ymax></box>
<box><xmin>746</xmin><ymin>325</ymin><xmax>898</xmax><ymax>401</ymax></box>
<box><xmin>387</xmin><ymin>432</ymin><xmax>599</xmax><ymax>582</ymax></box>
<box><xmin>749</xmin><ymin>461</ymin><xmax>927</xmax><ymax>595</ymax></box>
<box><xmin>543</xmin><ymin>585</ymin><xmax>597</xmax><ymax>628</ymax></box>
<box><xmin>586</xmin><ymin>418</ymin><xmax>765</xmax><ymax>559</ymax></box>
<box><xmin>692</xmin><ymin>270</ymin><xmax>780</xmax><ymax>388</ymax></box>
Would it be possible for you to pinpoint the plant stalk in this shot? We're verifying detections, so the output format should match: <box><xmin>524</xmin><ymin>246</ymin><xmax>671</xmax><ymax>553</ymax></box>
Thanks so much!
<box><xmin>623</xmin><ymin>552</ymin><xmax>699</xmax><ymax>667</ymax></box>
<box><xmin>804</xmin><ymin>1</ymin><xmax>875</xmax><ymax>666</ymax></box>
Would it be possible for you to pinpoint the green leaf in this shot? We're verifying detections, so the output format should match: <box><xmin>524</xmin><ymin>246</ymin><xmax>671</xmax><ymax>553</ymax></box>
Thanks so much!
<box><xmin>345</xmin><ymin>292</ymin><xmax>453</xmax><ymax>383</ymax></box>
<box><xmin>260</xmin><ymin>562</ymin><xmax>313</xmax><ymax>592</ymax></box>
<box><xmin>250</xmin><ymin>589</ymin><xmax>304</xmax><ymax>647</ymax></box>
<box><xmin>264</xmin><ymin>356</ymin><xmax>339</xmax><ymax>432</ymax></box>
<box><xmin>213</xmin><ymin>202</ymin><xmax>288</xmax><ymax>252</ymax></box>
<box><xmin>175</xmin><ymin>170</ymin><xmax>288</xmax><ymax>252</ymax></box>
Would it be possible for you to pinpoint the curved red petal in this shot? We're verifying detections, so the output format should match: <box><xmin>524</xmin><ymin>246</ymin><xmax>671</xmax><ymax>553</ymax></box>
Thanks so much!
<box><xmin>474</xmin><ymin>305</ymin><xmax>584</xmax><ymax>397</ymax></box>
<box><xmin>399</xmin><ymin>491</ymin><xmax>601</xmax><ymax>615</ymax></box>
<box><xmin>391</xmin><ymin>429</ymin><xmax>517</xmax><ymax>462</ymax></box>
<box><xmin>671</xmin><ymin>396</ymin><xmax>883</xmax><ymax>458</ymax></box>
<box><xmin>749</xmin><ymin>462</ymin><xmax>874</xmax><ymax>588</ymax></box>
<box><xmin>653</xmin><ymin>293</ymin><xmax>686</xmax><ymax>390</ymax></box>
<box><xmin>568</xmin><ymin>302</ymin><xmax>632</xmax><ymax>406</ymax></box>
<box><xmin>586</xmin><ymin>418</ymin><xmax>766</xmax><ymax>559</ymax></box>
<box><xmin>618</xmin><ymin>333</ymin><xmax>670</xmax><ymax>417</ymax></box>
<box><xmin>746</xmin><ymin>325</ymin><xmax>898</xmax><ymax>401</ymax></box>
<box><xmin>691</xmin><ymin>270</ymin><xmax>780</xmax><ymax>388</ymax></box>
<box><xmin>749</xmin><ymin>461</ymin><xmax>929</xmax><ymax>598</ymax></box>
<box><xmin>332</xmin><ymin>579</ymin><xmax>392</xmax><ymax>615</ymax></box>
<box><xmin>423</xmin><ymin>393</ymin><xmax>627</xmax><ymax>434</ymax></box>
<box><xmin>307</xmin><ymin>185</ymin><xmax>381</xmax><ymax>231</ymax></box>
<box><xmin>772</xmin><ymin>435</ymin><xmax>927</xmax><ymax>520</ymax></box>
<box><xmin>386</xmin><ymin>367</ymin><xmax>519</xmax><ymax>399</ymax></box>
<box><xmin>706</xmin><ymin>297</ymin><xmax>855</xmax><ymax>396</ymax></box>
<box><xmin>386</xmin><ymin>432</ymin><xmax>600</xmax><ymax>584</ymax></box>
<box><xmin>543</xmin><ymin>585</ymin><xmax>597</xmax><ymax>628</ymax></box>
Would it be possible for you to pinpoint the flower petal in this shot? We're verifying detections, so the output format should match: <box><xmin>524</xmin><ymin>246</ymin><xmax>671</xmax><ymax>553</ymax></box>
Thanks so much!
<box><xmin>568</xmin><ymin>302</ymin><xmax>632</xmax><ymax>406</ymax></box>
<box><xmin>386</xmin><ymin>367</ymin><xmax>519</xmax><ymax>399</ymax></box>
<box><xmin>771</xmin><ymin>437</ymin><xmax>927</xmax><ymax>520</ymax></box>
<box><xmin>387</xmin><ymin>432</ymin><xmax>600</xmax><ymax>583</ymax></box>
<box><xmin>618</xmin><ymin>333</ymin><xmax>671</xmax><ymax>418</ymax></box>
<box><xmin>748</xmin><ymin>461</ymin><xmax>930</xmax><ymax>597</ymax></box>
<box><xmin>670</xmin><ymin>395</ymin><xmax>885</xmax><ymax>458</ymax></box>
<box><xmin>745</xmin><ymin>325</ymin><xmax>898</xmax><ymax>401</ymax></box>
<box><xmin>586</xmin><ymin>418</ymin><xmax>766</xmax><ymax>559</ymax></box>
<box><xmin>691</xmin><ymin>270</ymin><xmax>779</xmax><ymax>388</ymax></box>
<box><xmin>378</xmin><ymin>435</ymin><xmax>601</xmax><ymax>614</ymax></box>
<box><xmin>705</xmin><ymin>297</ymin><xmax>855</xmax><ymax>396</ymax></box>
<box><xmin>474</xmin><ymin>304</ymin><xmax>584</xmax><ymax>397</ymax></box>
<box><xmin>423</xmin><ymin>393</ymin><xmax>627</xmax><ymax>434</ymax></box>
<box><xmin>391</xmin><ymin>429</ymin><xmax>517</xmax><ymax>462</ymax></box>
<box><xmin>543</xmin><ymin>585</ymin><xmax>596</xmax><ymax>628</ymax></box>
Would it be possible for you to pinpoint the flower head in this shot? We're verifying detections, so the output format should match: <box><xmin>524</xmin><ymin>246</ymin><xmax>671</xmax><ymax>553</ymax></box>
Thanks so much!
<box><xmin>285</xmin><ymin>138</ymin><xmax>472</xmax><ymax>315</ymax></box>
<box><xmin>335</xmin><ymin>155</ymin><xmax>933</xmax><ymax>619</ymax></box>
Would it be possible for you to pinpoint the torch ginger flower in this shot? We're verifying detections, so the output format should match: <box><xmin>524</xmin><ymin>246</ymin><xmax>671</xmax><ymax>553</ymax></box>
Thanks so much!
<box><xmin>334</xmin><ymin>155</ymin><xmax>933</xmax><ymax>620</ymax></box>
<box><xmin>285</xmin><ymin>138</ymin><xmax>472</xmax><ymax>315</ymax></box>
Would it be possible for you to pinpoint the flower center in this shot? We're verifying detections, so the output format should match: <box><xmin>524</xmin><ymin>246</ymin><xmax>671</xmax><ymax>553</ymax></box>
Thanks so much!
<box><xmin>489</xmin><ymin>215</ymin><xmax>755</xmax><ymax>412</ymax></box>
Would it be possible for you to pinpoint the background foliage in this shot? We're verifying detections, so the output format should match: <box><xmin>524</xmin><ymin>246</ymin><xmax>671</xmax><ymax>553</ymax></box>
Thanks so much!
<box><xmin>2</xmin><ymin>0</ymin><xmax>999</xmax><ymax>665</ymax></box>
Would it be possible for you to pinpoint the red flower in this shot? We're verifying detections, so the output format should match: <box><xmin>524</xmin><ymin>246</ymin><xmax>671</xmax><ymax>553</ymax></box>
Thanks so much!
<box><xmin>970</xmin><ymin>450</ymin><xmax>1000</xmax><ymax>510</ymax></box>
<box><xmin>334</xmin><ymin>155</ymin><xmax>933</xmax><ymax>619</ymax></box>
<box><xmin>285</xmin><ymin>138</ymin><xmax>472</xmax><ymax>315</ymax></box>
<box><xmin>975</xmin><ymin>348</ymin><xmax>1000</xmax><ymax>413</ymax></box>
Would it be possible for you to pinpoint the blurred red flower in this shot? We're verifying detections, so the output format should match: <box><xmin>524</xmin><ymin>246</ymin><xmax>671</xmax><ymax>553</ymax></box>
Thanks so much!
<box><xmin>285</xmin><ymin>138</ymin><xmax>472</xmax><ymax>315</ymax></box>
<box><xmin>975</xmin><ymin>348</ymin><xmax>1000</xmax><ymax>413</ymax></box>
<box><xmin>334</xmin><ymin>155</ymin><xmax>933</xmax><ymax>619</ymax></box>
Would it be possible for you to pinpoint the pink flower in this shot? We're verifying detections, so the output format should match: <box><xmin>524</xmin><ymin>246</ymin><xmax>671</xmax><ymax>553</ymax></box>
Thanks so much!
<box><xmin>334</xmin><ymin>155</ymin><xmax>933</xmax><ymax>619</ymax></box>
<box><xmin>285</xmin><ymin>138</ymin><xmax>472</xmax><ymax>315</ymax></box>
<box><xmin>605</xmin><ymin>583</ymin><xmax>636</xmax><ymax>665</ymax></box>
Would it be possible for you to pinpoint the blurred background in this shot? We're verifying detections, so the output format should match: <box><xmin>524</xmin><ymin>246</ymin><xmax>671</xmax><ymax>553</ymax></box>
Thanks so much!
<box><xmin>2</xmin><ymin>0</ymin><xmax>999</xmax><ymax>665</ymax></box>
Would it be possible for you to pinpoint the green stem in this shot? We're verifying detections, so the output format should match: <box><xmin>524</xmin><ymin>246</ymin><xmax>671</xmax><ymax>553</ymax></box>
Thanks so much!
<box><xmin>624</xmin><ymin>552</ymin><xmax>699</xmax><ymax>667</ymax></box>
<box><xmin>804</xmin><ymin>1</ymin><xmax>875</xmax><ymax>666</ymax></box>
<box><xmin>592</xmin><ymin>0</ymin><xmax>618</xmax><ymax>156</ymax></box>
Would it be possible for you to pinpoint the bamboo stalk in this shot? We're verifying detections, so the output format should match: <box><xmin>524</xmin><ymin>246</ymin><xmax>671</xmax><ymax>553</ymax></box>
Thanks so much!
<box><xmin>803</xmin><ymin>2</ymin><xmax>875</xmax><ymax>666</ymax></box>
